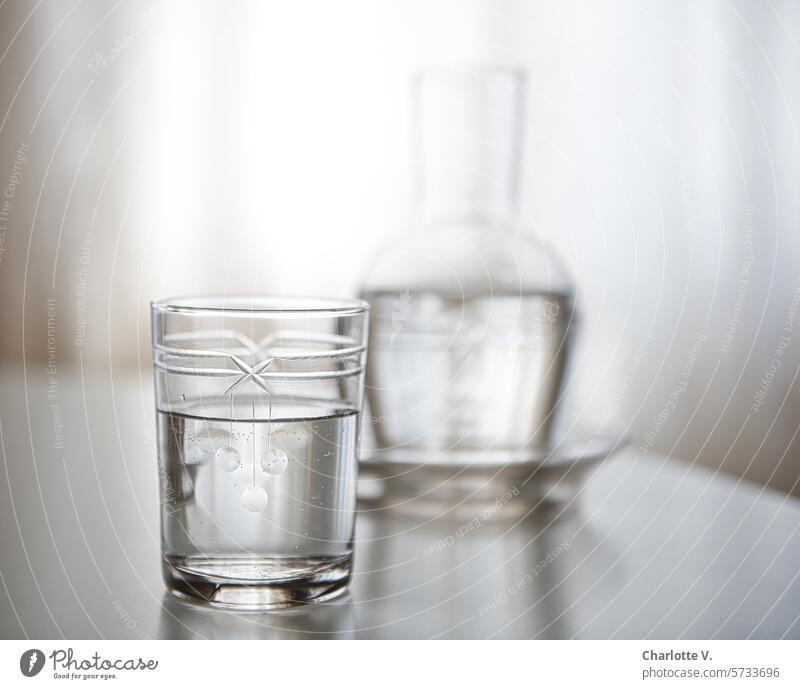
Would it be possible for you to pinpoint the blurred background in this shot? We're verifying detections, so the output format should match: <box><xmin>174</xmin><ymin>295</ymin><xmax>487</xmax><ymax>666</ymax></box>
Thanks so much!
<box><xmin>1</xmin><ymin>0</ymin><xmax>799</xmax><ymax>494</ymax></box>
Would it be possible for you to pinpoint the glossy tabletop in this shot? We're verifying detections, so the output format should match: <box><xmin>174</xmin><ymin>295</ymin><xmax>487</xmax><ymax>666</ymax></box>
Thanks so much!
<box><xmin>0</xmin><ymin>370</ymin><xmax>798</xmax><ymax>639</ymax></box>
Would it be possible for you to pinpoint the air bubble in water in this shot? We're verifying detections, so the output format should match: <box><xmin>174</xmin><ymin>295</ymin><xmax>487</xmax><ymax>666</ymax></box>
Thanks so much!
<box><xmin>215</xmin><ymin>446</ymin><xmax>241</xmax><ymax>472</ymax></box>
<box><xmin>183</xmin><ymin>450</ymin><xmax>209</xmax><ymax>466</ymax></box>
<box><xmin>242</xmin><ymin>487</ymin><xmax>268</xmax><ymax>512</ymax></box>
<box><xmin>260</xmin><ymin>448</ymin><xmax>289</xmax><ymax>475</ymax></box>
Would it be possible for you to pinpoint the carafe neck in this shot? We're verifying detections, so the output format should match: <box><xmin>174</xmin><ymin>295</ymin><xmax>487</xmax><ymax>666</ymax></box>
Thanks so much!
<box><xmin>413</xmin><ymin>65</ymin><xmax>525</xmax><ymax>223</ymax></box>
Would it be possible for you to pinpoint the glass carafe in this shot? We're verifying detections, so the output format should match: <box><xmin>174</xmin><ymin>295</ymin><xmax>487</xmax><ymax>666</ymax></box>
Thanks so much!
<box><xmin>360</xmin><ymin>65</ymin><xmax>576</xmax><ymax>464</ymax></box>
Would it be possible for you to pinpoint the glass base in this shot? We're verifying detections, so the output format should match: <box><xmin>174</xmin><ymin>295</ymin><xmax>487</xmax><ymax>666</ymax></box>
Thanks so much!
<box><xmin>358</xmin><ymin>426</ymin><xmax>627</xmax><ymax>517</ymax></box>
<box><xmin>162</xmin><ymin>554</ymin><xmax>351</xmax><ymax>610</ymax></box>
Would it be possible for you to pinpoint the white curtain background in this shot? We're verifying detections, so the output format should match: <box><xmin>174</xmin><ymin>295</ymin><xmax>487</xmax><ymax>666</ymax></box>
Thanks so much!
<box><xmin>1</xmin><ymin>0</ymin><xmax>799</xmax><ymax>493</ymax></box>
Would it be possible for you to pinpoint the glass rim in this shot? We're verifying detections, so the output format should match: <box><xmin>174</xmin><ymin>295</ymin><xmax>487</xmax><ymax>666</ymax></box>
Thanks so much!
<box><xmin>151</xmin><ymin>294</ymin><xmax>369</xmax><ymax>316</ymax></box>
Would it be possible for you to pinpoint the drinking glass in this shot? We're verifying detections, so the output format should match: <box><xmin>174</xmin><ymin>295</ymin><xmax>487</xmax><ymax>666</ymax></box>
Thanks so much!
<box><xmin>151</xmin><ymin>296</ymin><xmax>368</xmax><ymax>609</ymax></box>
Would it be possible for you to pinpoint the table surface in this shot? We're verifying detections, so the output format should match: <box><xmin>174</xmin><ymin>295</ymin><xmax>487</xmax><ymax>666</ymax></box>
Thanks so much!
<box><xmin>1</xmin><ymin>369</ymin><xmax>799</xmax><ymax>640</ymax></box>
